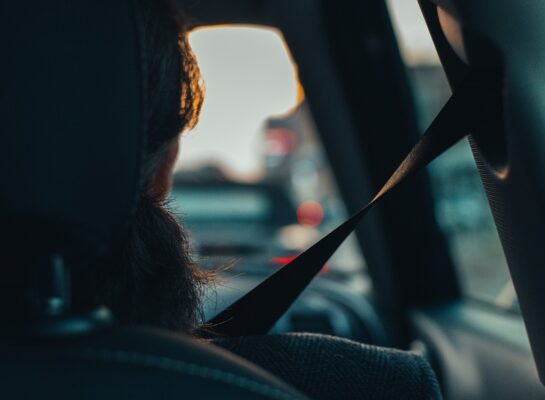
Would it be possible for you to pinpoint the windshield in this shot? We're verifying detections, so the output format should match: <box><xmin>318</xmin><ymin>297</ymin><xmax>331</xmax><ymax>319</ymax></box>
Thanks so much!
<box><xmin>170</xmin><ymin>26</ymin><xmax>366</xmax><ymax>282</ymax></box>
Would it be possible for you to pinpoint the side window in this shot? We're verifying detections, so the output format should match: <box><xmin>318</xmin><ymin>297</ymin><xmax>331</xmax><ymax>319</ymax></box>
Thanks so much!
<box><xmin>387</xmin><ymin>1</ymin><xmax>517</xmax><ymax>311</ymax></box>
<box><xmin>170</xmin><ymin>27</ymin><xmax>366</xmax><ymax>287</ymax></box>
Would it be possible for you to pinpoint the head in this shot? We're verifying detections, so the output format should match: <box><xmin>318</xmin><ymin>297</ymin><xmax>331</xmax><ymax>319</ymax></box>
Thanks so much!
<box><xmin>73</xmin><ymin>0</ymin><xmax>206</xmax><ymax>333</ymax></box>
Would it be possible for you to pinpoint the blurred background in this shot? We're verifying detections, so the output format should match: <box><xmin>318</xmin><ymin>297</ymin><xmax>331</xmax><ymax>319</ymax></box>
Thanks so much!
<box><xmin>168</xmin><ymin>0</ymin><xmax>516</xmax><ymax>326</ymax></box>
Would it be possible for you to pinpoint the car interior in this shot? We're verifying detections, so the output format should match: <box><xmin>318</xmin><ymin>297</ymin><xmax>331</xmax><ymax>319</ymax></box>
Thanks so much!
<box><xmin>2</xmin><ymin>0</ymin><xmax>545</xmax><ymax>399</ymax></box>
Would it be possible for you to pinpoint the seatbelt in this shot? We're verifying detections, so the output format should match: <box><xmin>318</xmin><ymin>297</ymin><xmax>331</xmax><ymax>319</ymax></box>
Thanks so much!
<box><xmin>203</xmin><ymin>69</ymin><xmax>496</xmax><ymax>338</ymax></box>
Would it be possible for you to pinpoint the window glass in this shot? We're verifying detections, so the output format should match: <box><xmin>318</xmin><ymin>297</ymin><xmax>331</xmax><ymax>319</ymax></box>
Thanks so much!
<box><xmin>171</xmin><ymin>27</ymin><xmax>366</xmax><ymax>285</ymax></box>
<box><xmin>387</xmin><ymin>1</ymin><xmax>517</xmax><ymax>311</ymax></box>
<box><xmin>171</xmin><ymin>188</ymin><xmax>272</xmax><ymax>222</ymax></box>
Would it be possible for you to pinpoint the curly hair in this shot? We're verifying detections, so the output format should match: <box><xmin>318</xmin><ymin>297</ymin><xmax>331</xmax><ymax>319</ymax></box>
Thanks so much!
<box><xmin>73</xmin><ymin>0</ymin><xmax>208</xmax><ymax>334</ymax></box>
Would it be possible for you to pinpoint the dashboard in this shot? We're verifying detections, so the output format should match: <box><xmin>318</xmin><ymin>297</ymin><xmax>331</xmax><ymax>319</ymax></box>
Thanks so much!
<box><xmin>203</xmin><ymin>272</ymin><xmax>387</xmax><ymax>345</ymax></box>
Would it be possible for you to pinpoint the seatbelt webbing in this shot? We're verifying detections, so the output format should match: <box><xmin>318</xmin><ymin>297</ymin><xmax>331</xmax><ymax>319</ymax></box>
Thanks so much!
<box><xmin>203</xmin><ymin>70</ymin><xmax>487</xmax><ymax>338</ymax></box>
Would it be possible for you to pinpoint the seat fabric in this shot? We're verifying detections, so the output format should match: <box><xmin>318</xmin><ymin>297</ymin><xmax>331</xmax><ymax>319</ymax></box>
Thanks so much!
<box><xmin>212</xmin><ymin>333</ymin><xmax>441</xmax><ymax>400</ymax></box>
<box><xmin>0</xmin><ymin>327</ymin><xmax>305</xmax><ymax>400</ymax></box>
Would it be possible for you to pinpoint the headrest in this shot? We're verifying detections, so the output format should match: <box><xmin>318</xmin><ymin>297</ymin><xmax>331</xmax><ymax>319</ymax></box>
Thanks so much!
<box><xmin>0</xmin><ymin>1</ymin><xmax>143</xmax><ymax>265</ymax></box>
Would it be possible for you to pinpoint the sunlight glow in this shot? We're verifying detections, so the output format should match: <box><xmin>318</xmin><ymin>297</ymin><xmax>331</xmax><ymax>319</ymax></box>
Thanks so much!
<box><xmin>176</xmin><ymin>26</ymin><xmax>301</xmax><ymax>181</ymax></box>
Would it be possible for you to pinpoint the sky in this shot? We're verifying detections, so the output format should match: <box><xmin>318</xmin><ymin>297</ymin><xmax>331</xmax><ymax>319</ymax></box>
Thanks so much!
<box><xmin>176</xmin><ymin>27</ymin><xmax>299</xmax><ymax>178</ymax></box>
<box><xmin>175</xmin><ymin>1</ymin><xmax>438</xmax><ymax>179</ymax></box>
